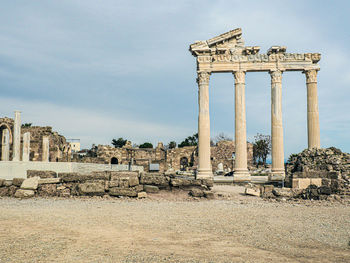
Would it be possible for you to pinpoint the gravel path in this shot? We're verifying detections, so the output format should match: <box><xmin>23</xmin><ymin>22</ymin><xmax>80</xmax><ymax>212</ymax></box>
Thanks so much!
<box><xmin>0</xmin><ymin>186</ymin><xmax>349</xmax><ymax>263</ymax></box>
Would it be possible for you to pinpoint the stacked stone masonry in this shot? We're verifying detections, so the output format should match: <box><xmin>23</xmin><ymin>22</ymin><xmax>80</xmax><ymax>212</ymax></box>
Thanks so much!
<box><xmin>0</xmin><ymin>170</ymin><xmax>214</xmax><ymax>199</ymax></box>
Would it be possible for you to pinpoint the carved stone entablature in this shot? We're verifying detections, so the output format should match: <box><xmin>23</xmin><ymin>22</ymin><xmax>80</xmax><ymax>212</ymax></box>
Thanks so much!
<box><xmin>304</xmin><ymin>69</ymin><xmax>318</xmax><ymax>83</ymax></box>
<box><xmin>233</xmin><ymin>71</ymin><xmax>246</xmax><ymax>84</ymax></box>
<box><xmin>197</xmin><ymin>71</ymin><xmax>211</xmax><ymax>85</ymax></box>
<box><xmin>267</xmin><ymin>46</ymin><xmax>287</xmax><ymax>55</ymax></box>
<box><xmin>270</xmin><ymin>70</ymin><xmax>283</xmax><ymax>83</ymax></box>
<box><xmin>190</xmin><ymin>28</ymin><xmax>321</xmax><ymax>72</ymax></box>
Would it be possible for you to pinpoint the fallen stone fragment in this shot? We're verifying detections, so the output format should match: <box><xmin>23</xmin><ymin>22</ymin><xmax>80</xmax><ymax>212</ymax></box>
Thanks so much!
<box><xmin>78</xmin><ymin>181</ymin><xmax>105</xmax><ymax>196</ymax></box>
<box><xmin>39</xmin><ymin>178</ymin><xmax>61</xmax><ymax>184</ymax></box>
<box><xmin>204</xmin><ymin>191</ymin><xmax>214</xmax><ymax>199</ymax></box>
<box><xmin>109</xmin><ymin>187</ymin><xmax>138</xmax><ymax>197</ymax></box>
<box><xmin>12</xmin><ymin>178</ymin><xmax>25</xmax><ymax>187</ymax></box>
<box><xmin>143</xmin><ymin>185</ymin><xmax>159</xmax><ymax>193</ymax></box>
<box><xmin>21</xmin><ymin>177</ymin><xmax>39</xmax><ymax>190</ymax></box>
<box><xmin>14</xmin><ymin>189</ymin><xmax>35</xmax><ymax>198</ymax></box>
<box><xmin>3</xmin><ymin>180</ymin><xmax>13</xmax><ymax>187</ymax></box>
<box><xmin>245</xmin><ymin>187</ymin><xmax>260</xmax><ymax>197</ymax></box>
<box><xmin>137</xmin><ymin>192</ymin><xmax>147</xmax><ymax>198</ymax></box>
<box><xmin>189</xmin><ymin>188</ymin><xmax>204</xmax><ymax>197</ymax></box>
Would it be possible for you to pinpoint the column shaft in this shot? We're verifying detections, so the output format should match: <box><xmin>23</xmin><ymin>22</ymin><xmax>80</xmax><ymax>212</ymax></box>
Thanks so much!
<box><xmin>22</xmin><ymin>132</ymin><xmax>30</xmax><ymax>162</ymax></box>
<box><xmin>270</xmin><ymin>70</ymin><xmax>285</xmax><ymax>179</ymax></box>
<box><xmin>1</xmin><ymin>129</ymin><xmax>10</xmax><ymax>161</ymax></box>
<box><xmin>13</xmin><ymin>111</ymin><xmax>21</xmax><ymax>161</ymax></box>
<box><xmin>304</xmin><ymin>70</ymin><xmax>320</xmax><ymax>149</ymax></box>
<box><xmin>197</xmin><ymin>71</ymin><xmax>212</xmax><ymax>178</ymax></box>
<box><xmin>42</xmin><ymin>136</ymin><xmax>50</xmax><ymax>162</ymax></box>
<box><xmin>233</xmin><ymin>71</ymin><xmax>250</xmax><ymax>181</ymax></box>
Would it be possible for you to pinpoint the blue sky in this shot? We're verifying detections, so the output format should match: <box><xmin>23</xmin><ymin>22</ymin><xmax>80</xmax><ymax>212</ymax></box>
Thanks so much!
<box><xmin>1</xmin><ymin>0</ymin><xmax>349</xmax><ymax>157</ymax></box>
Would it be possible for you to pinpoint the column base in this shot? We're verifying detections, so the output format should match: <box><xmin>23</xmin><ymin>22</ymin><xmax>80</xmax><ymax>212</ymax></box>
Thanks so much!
<box><xmin>268</xmin><ymin>170</ymin><xmax>285</xmax><ymax>182</ymax></box>
<box><xmin>196</xmin><ymin>169</ymin><xmax>213</xmax><ymax>179</ymax></box>
<box><xmin>233</xmin><ymin>170</ymin><xmax>251</xmax><ymax>182</ymax></box>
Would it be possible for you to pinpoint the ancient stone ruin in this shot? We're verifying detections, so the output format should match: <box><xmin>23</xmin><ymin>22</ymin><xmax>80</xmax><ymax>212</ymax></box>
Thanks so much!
<box><xmin>189</xmin><ymin>28</ymin><xmax>321</xmax><ymax>182</ymax></box>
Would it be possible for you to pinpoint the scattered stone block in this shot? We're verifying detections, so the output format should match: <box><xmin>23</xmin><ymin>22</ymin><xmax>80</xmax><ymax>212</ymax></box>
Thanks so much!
<box><xmin>109</xmin><ymin>187</ymin><xmax>138</xmax><ymax>197</ymax></box>
<box><xmin>310</xmin><ymin>178</ymin><xmax>322</xmax><ymax>187</ymax></box>
<box><xmin>38</xmin><ymin>184</ymin><xmax>57</xmax><ymax>197</ymax></box>
<box><xmin>8</xmin><ymin>186</ymin><xmax>18</xmax><ymax>197</ymax></box>
<box><xmin>3</xmin><ymin>180</ymin><xmax>13</xmax><ymax>187</ymax></box>
<box><xmin>57</xmin><ymin>186</ymin><xmax>66</xmax><ymax>190</ymax></box>
<box><xmin>38</xmin><ymin>178</ymin><xmax>61</xmax><ymax>184</ymax></box>
<box><xmin>201</xmin><ymin>178</ymin><xmax>214</xmax><ymax>187</ymax></box>
<box><xmin>263</xmin><ymin>185</ymin><xmax>274</xmax><ymax>193</ymax></box>
<box><xmin>12</xmin><ymin>178</ymin><xmax>25</xmax><ymax>187</ymax></box>
<box><xmin>21</xmin><ymin>177</ymin><xmax>39</xmax><ymax>190</ymax></box>
<box><xmin>272</xmin><ymin>187</ymin><xmax>293</xmax><ymax>198</ymax></box>
<box><xmin>140</xmin><ymin>173</ymin><xmax>169</xmax><ymax>187</ymax></box>
<box><xmin>14</xmin><ymin>189</ymin><xmax>35</xmax><ymax>198</ymax></box>
<box><xmin>245</xmin><ymin>187</ymin><xmax>260</xmax><ymax>197</ymax></box>
<box><xmin>0</xmin><ymin>187</ymin><xmax>9</xmax><ymax>197</ymax></box>
<box><xmin>292</xmin><ymin>178</ymin><xmax>311</xmax><ymax>189</ymax></box>
<box><xmin>137</xmin><ymin>192</ymin><xmax>147</xmax><ymax>198</ymax></box>
<box><xmin>0</xmin><ymin>179</ymin><xmax>4</xmax><ymax>187</ymax></box>
<box><xmin>27</xmin><ymin>170</ymin><xmax>57</xmax><ymax>178</ymax></box>
<box><xmin>204</xmin><ymin>191</ymin><xmax>214</xmax><ymax>199</ymax></box>
<box><xmin>59</xmin><ymin>188</ymin><xmax>71</xmax><ymax>197</ymax></box>
<box><xmin>78</xmin><ymin>181</ymin><xmax>105</xmax><ymax>196</ymax></box>
<box><xmin>189</xmin><ymin>188</ymin><xmax>204</xmax><ymax>197</ymax></box>
<box><xmin>143</xmin><ymin>185</ymin><xmax>159</xmax><ymax>193</ymax></box>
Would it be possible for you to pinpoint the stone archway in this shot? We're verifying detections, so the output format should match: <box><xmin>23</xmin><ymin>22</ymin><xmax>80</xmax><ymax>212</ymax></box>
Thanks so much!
<box><xmin>0</xmin><ymin>123</ymin><xmax>12</xmax><ymax>161</ymax></box>
<box><xmin>111</xmin><ymin>157</ymin><xmax>119</xmax><ymax>164</ymax></box>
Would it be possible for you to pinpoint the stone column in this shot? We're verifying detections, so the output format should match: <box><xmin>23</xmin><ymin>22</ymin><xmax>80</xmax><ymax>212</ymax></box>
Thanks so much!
<box><xmin>1</xmin><ymin>129</ymin><xmax>10</xmax><ymax>161</ymax></box>
<box><xmin>269</xmin><ymin>70</ymin><xmax>285</xmax><ymax>180</ymax></box>
<box><xmin>304</xmin><ymin>69</ymin><xmax>321</xmax><ymax>149</ymax></box>
<box><xmin>22</xmin><ymin>132</ymin><xmax>30</xmax><ymax>162</ymax></box>
<box><xmin>12</xmin><ymin>110</ymin><xmax>21</xmax><ymax>161</ymax></box>
<box><xmin>42</xmin><ymin>136</ymin><xmax>50</xmax><ymax>162</ymax></box>
<box><xmin>233</xmin><ymin>71</ymin><xmax>250</xmax><ymax>181</ymax></box>
<box><xmin>197</xmin><ymin>71</ymin><xmax>213</xmax><ymax>179</ymax></box>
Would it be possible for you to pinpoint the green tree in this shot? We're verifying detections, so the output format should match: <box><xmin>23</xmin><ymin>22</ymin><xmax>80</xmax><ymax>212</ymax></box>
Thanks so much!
<box><xmin>111</xmin><ymin>138</ymin><xmax>127</xmax><ymax>148</ymax></box>
<box><xmin>22</xmin><ymin>123</ymin><xmax>32</xmax><ymax>128</ymax></box>
<box><xmin>178</xmin><ymin>133</ymin><xmax>198</xmax><ymax>148</ymax></box>
<box><xmin>139</xmin><ymin>142</ymin><xmax>153</xmax><ymax>148</ymax></box>
<box><xmin>253</xmin><ymin>133</ymin><xmax>271</xmax><ymax>166</ymax></box>
<box><xmin>167</xmin><ymin>141</ymin><xmax>177</xmax><ymax>149</ymax></box>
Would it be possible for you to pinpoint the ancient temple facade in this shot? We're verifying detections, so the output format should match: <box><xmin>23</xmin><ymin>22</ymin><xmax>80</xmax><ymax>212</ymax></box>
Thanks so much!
<box><xmin>189</xmin><ymin>28</ymin><xmax>321</xmax><ymax>181</ymax></box>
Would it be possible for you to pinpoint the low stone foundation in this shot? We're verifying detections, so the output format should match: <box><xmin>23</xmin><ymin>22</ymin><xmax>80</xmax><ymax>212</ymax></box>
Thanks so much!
<box><xmin>0</xmin><ymin>170</ymin><xmax>214</xmax><ymax>199</ymax></box>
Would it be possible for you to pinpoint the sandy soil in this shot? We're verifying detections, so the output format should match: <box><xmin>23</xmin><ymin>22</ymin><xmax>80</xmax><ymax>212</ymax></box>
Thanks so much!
<box><xmin>0</xmin><ymin>185</ymin><xmax>349</xmax><ymax>263</ymax></box>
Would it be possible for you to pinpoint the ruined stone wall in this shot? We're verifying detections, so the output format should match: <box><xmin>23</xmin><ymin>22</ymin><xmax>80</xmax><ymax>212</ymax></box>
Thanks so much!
<box><xmin>81</xmin><ymin>140</ymin><xmax>254</xmax><ymax>174</ymax></box>
<box><xmin>21</xmin><ymin>126</ymin><xmax>70</xmax><ymax>162</ymax></box>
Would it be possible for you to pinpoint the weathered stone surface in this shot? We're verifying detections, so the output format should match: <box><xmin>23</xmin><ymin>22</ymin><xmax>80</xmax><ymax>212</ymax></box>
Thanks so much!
<box><xmin>109</xmin><ymin>187</ymin><xmax>138</xmax><ymax>197</ymax></box>
<box><xmin>38</xmin><ymin>184</ymin><xmax>57</xmax><ymax>197</ymax></box>
<box><xmin>137</xmin><ymin>192</ymin><xmax>147</xmax><ymax>198</ymax></box>
<box><xmin>21</xmin><ymin>177</ymin><xmax>39</xmax><ymax>190</ymax></box>
<box><xmin>78</xmin><ymin>181</ymin><xmax>105</xmax><ymax>196</ymax></box>
<box><xmin>109</xmin><ymin>172</ymin><xmax>139</xmax><ymax>188</ymax></box>
<box><xmin>201</xmin><ymin>178</ymin><xmax>214</xmax><ymax>187</ymax></box>
<box><xmin>0</xmin><ymin>187</ymin><xmax>9</xmax><ymax>196</ymax></box>
<box><xmin>171</xmin><ymin>177</ymin><xmax>196</xmax><ymax>187</ymax></box>
<box><xmin>143</xmin><ymin>185</ymin><xmax>159</xmax><ymax>193</ymax></box>
<box><xmin>0</xmin><ymin>179</ymin><xmax>4</xmax><ymax>187</ymax></box>
<box><xmin>38</xmin><ymin>178</ymin><xmax>61</xmax><ymax>184</ymax></box>
<box><xmin>8</xmin><ymin>186</ymin><xmax>18</xmax><ymax>196</ymax></box>
<box><xmin>204</xmin><ymin>190</ymin><xmax>214</xmax><ymax>199</ymax></box>
<box><xmin>189</xmin><ymin>188</ymin><xmax>204</xmax><ymax>197</ymax></box>
<box><xmin>59</xmin><ymin>188</ymin><xmax>71</xmax><ymax>197</ymax></box>
<box><xmin>245</xmin><ymin>187</ymin><xmax>260</xmax><ymax>197</ymax></box>
<box><xmin>140</xmin><ymin>173</ymin><xmax>169</xmax><ymax>187</ymax></box>
<box><xmin>12</xmin><ymin>178</ymin><xmax>25</xmax><ymax>187</ymax></box>
<box><xmin>27</xmin><ymin>170</ymin><xmax>57</xmax><ymax>178</ymax></box>
<box><xmin>14</xmin><ymin>189</ymin><xmax>35</xmax><ymax>198</ymax></box>
<box><xmin>272</xmin><ymin>188</ymin><xmax>293</xmax><ymax>198</ymax></box>
<box><xmin>3</xmin><ymin>180</ymin><xmax>12</xmax><ymax>187</ymax></box>
<box><xmin>59</xmin><ymin>172</ymin><xmax>109</xmax><ymax>183</ymax></box>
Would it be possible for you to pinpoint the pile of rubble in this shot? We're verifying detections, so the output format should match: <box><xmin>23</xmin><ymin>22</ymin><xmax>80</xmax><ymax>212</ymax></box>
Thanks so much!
<box><xmin>285</xmin><ymin>147</ymin><xmax>350</xmax><ymax>195</ymax></box>
<box><xmin>0</xmin><ymin>170</ymin><xmax>214</xmax><ymax>199</ymax></box>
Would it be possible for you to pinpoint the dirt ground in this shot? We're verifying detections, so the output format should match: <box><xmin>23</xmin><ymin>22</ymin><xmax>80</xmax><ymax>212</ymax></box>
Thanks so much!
<box><xmin>0</xmin><ymin>185</ymin><xmax>349</xmax><ymax>263</ymax></box>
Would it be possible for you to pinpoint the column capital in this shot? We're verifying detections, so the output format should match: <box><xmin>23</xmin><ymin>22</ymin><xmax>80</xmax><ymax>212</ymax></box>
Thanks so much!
<box><xmin>196</xmin><ymin>71</ymin><xmax>211</xmax><ymax>85</ymax></box>
<box><xmin>269</xmin><ymin>70</ymin><xmax>283</xmax><ymax>83</ymax></box>
<box><xmin>303</xmin><ymin>69</ymin><xmax>318</xmax><ymax>84</ymax></box>
<box><xmin>233</xmin><ymin>71</ymin><xmax>246</xmax><ymax>84</ymax></box>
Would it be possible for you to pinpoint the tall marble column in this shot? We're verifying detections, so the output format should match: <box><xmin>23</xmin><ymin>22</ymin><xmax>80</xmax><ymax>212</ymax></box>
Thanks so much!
<box><xmin>197</xmin><ymin>71</ymin><xmax>213</xmax><ymax>179</ymax></box>
<box><xmin>1</xmin><ymin>129</ymin><xmax>10</xmax><ymax>161</ymax></box>
<box><xmin>269</xmin><ymin>70</ymin><xmax>285</xmax><ymax>180</ymax></box>
<box><xmin>304</xmin><ymin>69</ymin><xmax>321</xmax><ymax>149</ymax></box>
<box><xmin>22</xmin><ymin>132</ymin><xmax>30</xmax><ymax>162</ymax></box>
<box><xmin>42</xmin><ymin>136</ymin><xmax>50</xmax><ymax>162</ymax></box>
<box><xmin>233</xmin><ymin>71</ymin><xmax>250</xmax><ymax>181</ymax></box>
<box><xmin>13</xmin><ymin>110</ymin><xmax>21</xmax><ymax>161</ymax></box>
